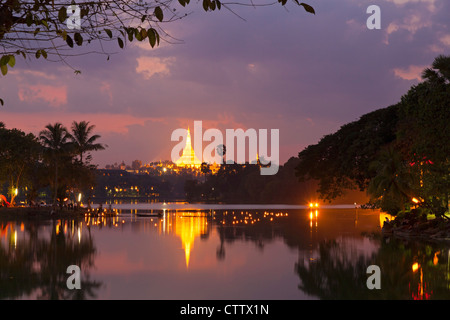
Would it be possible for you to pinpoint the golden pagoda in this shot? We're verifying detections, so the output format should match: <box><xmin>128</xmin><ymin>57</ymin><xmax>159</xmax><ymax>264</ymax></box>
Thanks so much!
<box><xmin>175</xmin><ymin>127</ymin><xmax>202</xmax><ymax>168</ymax></box>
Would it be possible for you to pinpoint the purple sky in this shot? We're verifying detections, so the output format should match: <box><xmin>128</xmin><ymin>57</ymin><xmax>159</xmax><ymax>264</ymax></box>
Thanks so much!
<box><xmin>1</xmin><ymin>0</ymin><xmax>449</xmax><ymax>167</ymax></box>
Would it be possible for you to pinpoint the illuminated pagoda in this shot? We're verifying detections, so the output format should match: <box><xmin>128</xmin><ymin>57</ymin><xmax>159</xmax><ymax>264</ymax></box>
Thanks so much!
<box><xmin>175</xmin><ymin>127</ymin><xmax>202</xmax><ymax>169</ymax></box>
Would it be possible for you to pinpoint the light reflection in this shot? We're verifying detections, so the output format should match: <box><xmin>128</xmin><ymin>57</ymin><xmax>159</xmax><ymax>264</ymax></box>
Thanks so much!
<box><xmin>309</xmin><ymin>210</ymin><xmax>318</xmax><ymax>228</ymax></box>
<box><xmin>174</xmin><ymin>213</ymin><xmax>208</xmax><ymax>269</ymax></box>
<box><xmin>379</xmin><ymin>212</ymin><xmax>393</xmax><ymax>228</ymax></box>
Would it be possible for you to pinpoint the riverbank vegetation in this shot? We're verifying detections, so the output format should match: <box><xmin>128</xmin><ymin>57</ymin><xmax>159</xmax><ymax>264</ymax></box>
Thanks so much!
<box><xmin>0</xmin><ymin>121</ymin><xmax>106</xmax><ymax>209</ymax></box>
<box><xmin>294</xmin><ymin>55</ymin><xmax>449</xmax><ymax>236</ymax></box>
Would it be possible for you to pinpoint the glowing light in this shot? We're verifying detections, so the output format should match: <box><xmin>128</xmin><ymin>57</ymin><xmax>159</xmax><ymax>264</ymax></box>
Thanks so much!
<box><xmin>174</xmin><ymin>127</ymin><xmax>202</xmax><ymax>168</ymax></box>
<box><xmin>174</xmin><ymin>213</ymin><xmax>208</xmax><ymax>268</ymax></box>
<box><xmin>412</xmin><ymin>262</ymin><xmax>420</xmax><ymax>272</ymax></box>
<box><xmin>78</xmin><ymin>193</ymin><xmax>82</xmax><ymax>202</ymax></box>
<box><xmin>412</xmin><ymin>197</ymin><xmax>420</xmax><ymax>204</ymax></box>
<box><xmin>433</xmin><ymin>251</ymin><xmax>439</xmax><ymax>265</ymax></box>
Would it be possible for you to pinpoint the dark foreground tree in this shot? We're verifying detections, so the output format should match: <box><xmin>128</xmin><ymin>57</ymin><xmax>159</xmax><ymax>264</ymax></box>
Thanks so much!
<box><xmin>0</xmin><ymin>0</ymin><xmax>314</xmax><ymax>79</ymax></box>
<box><xmin>69</xmin><ymin>121</ymin><xmax>106</xmax><ymax>165</ymax></box>
<box><xmin>39</xmin><ymin>123</ymin><xmax>73</xmax><ymax>206</ymax></box>
<box><xmin>0</xmin><ymin>125</ymin><xmax>41</xmax><ymax>205</ymax></box>
<box><xmin>295</xmin><ymin>55</ymin><xmax>449</xmax><ymax>216</ymax></box>
<box><xmin>396</xmin><ymin>54</ymin><xmax>450</xmax><ymax>216</ymax></box>
<box><xmin>295</xmin><ymin>104</ymin><xmax>399</xmax><ymax>202</ymax></box>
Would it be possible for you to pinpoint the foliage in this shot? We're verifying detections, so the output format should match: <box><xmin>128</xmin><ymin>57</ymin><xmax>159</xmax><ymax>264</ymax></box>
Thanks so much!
<box><xmin>0</xmin><ymin>125</ymin><xmax>42</xmax><ymax>205</ymax></box>
<box><xmin>294</xmin><ymin>105</ymin><xmax>399</xmax><ymax>202</ymax></box>
<box><xmin>0</xmin><ymin>0</ymin><xmax>314</xmax><ymax>76</ymax></box>
<box><xmin>69</xmin><ymin>121</ymin><xmax>106</xmax><ymax>164</ymax></box>
<box><xmin>396</xmin><ymin>54</ymin><xmax>450</xmax><ymax>217</ymax></box>
<box><xmin>294</xmin><ymin>55</ymin><xmax>450</xmax><ymax>217</ymax></box>
<box><xmin>0</xmin><ymin>121</ymin><xmax>105</xmax><ymax>207</ymax></box>
<box><xmin>184</xmin><ymin>158</ymin><xmax>324</xmax><ymax>204</ymax></box>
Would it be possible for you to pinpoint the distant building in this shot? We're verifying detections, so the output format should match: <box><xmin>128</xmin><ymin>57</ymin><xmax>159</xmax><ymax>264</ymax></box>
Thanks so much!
<box><xmin>174</xmin><ymin>127</ymin><xmax>202</xmax><ymax>169</ymax></box>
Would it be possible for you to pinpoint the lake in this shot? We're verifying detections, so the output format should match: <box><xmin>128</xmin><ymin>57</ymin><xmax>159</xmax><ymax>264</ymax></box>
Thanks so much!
<box><xmin>1</xmin><ymin>204</ymin><xmax>450</xmax><ymax>300</ymax></box>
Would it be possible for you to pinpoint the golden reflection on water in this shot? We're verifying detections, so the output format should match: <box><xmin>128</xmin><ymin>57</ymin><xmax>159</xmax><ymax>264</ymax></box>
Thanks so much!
<box><xmin>2</xmin><ymin>208</ymin><xmax>450</xmax><ymax>299</ymax></box>
<box><xmin>174</xmin><ymin>213</ymin><xmax>209</xmax><ymax>268</ymax></box>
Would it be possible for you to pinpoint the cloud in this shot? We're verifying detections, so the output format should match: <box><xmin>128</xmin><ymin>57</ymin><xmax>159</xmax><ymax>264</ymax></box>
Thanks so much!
<box><xmin>384</xmin><ymin>12</ymin><xmax>433</xmax><ymax>44</ymax></box>
<box><xmin>440</xmin><ymin>34</ymin><xmax>450</xmax><ymax>46</ymax></box>
<box><xmin>135</xmin><ymin>56</ymin><xmax>175</xmax><ymax>79</ymax></box>
<box><xmin>17</xmin><ymin>84</ymin><xmax>67</xmax><ymax>107</ymax></box>
<box><xmin>393</xmin><ymin>65</ymin><xmax>425</xmax><ymax>81</ymax></box>
<box><xmin>384</xmin><ymin>0</ymin><xmax>437</xmax><ymax>12</ymax></box>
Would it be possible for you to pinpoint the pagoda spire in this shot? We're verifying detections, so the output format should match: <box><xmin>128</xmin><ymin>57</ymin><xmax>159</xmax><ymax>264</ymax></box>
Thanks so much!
<box><xmin>175</xmin><ymin>126</ymin><xmax>202</xmax><ymax>168</ymax></box>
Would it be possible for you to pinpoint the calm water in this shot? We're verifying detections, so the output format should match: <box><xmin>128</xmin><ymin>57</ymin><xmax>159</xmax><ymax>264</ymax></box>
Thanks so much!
<box><xmin>1</xmin><ymin>204</ymin><xmax>450</xmax><ymax>300</ymax></box>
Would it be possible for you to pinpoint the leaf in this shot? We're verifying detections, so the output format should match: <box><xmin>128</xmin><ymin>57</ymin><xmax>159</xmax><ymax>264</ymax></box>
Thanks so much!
<box><xmin>74</xmin><ymin>32</ymin><xmax>83</xmax><ymax>46</ymax></box>
<box><xmin>178</xmin><ymin>0</ymin><xmax>186</xmax><ymax>7</ymax></box>
<box><xmin>41</xmin><ymin>19</ymin><xmax>49</xmax><ymax>29</ymax></box>
<box><xmin>19</xmin><ymin>51</ymin><xmax>26</xmax><ymax>59</ymax></box>
<box><xmin>148</xmin><ymin>28</ymin><xmax>156</xmax><ymax>48</ymax></box>
<box><xmin>300</xmin><ymin>2</ymin><xmax>315</xmax><ymax>14</ymax></box>
<box><xmin>35</xmin><ymin>50</ymin><xmax>41</xmax><ymax>59</ymax></box>
<box><xmin>141</xmin><ymin>14</ymin><xmax>147</xmax><ymax>22</ymax></box>
<box><xmin>80</xmin><ymin>7</ymin><xmax>89</xmax><ymax>18</ymax></box>
<box><xmin>216</xmin><ymin>0</ymin><xmax>221</xmax><ymax>10</ymax></box>
<box><xmin>140</xmin><ymin>28</ymin><xmax>147</xmax><ymax>40</ymax></box>
<box><xmin>41</xmin><ymin>50</ymin><xmax>48</xmax><ymax>59</ymax></box>
<box><xmin>7</xmin><ymin>55</ymin><xmax>15</xmax><ymax>67</ymax></box>
<box><xmin>135</xmin><ymin>28</ymin><xmax>142</xmax><ymax>41</ymax></box>
<box><xmin>154</xmin><ymin>6</ymin><xmax>163</xmax><ymax>22</ymax></box>
<box><xmin>58</xmin><ymin>6</ymin><xmax>67</xmax><ymax>23</ymax></box>
<box><xmin>155</xmin><ymin>30</ymin><xmax>160</xmax><ymax>45</ymax></box>
<box><xmin>66</xmin><ymin>35</ymin><xmax>74</xmax><ymax>48</ymax></box>
<box><xmin>26</xmin><ymin>13</ymin><xmax>33</xmax><ymax>26</ymax></box>
<box><xmin>1</xmin><ymin>64</ymin><xmax>7</xmax><ymax>76</ymax></box>
<box><xmin>105</xmin><ymin>29</ymin><xmax>113</xmax><ymax>38</ymax></box>
<box><xmin>127</xmin><ymin>28</ymin><xmax>134</xmax><ymax>42</ymax></box>
<box><xmin>0</xmin><ymin>55</ymin><xmax>10</xmax><ymax>66</ymax></box>
<box><xmin>118</xmin><ymin>37</ymin><xmax>124</xmax><ymax>49</ymax></box>
<box><xmin>0</xmin><ymin>98</ymin><xmax>3</xmax><ymax>106</ymax></box>
<box><xmin>202</xmin><ymin>0</ymin><xmax>209</xmax><ymax>11</ymax></box>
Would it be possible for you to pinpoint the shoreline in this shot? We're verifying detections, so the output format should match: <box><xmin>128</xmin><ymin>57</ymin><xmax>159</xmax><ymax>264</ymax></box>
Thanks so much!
<box><xmin>0</xmin><ymin>206</ymin><xmax>86</xmax><ymax>221</ymax></box>
<box><xmin>382</xmin><ymin>215</ymin><xmax>450</xmax><ymax>243</ymax></box>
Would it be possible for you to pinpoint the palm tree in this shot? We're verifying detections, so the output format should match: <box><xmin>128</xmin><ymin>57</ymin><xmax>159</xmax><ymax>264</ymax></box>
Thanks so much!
<box><xmin>39</xmin><ymin>123</ymin><xmax>73</xmax><ymax>207</ymax></box>
<box><xmin>421</xmin><ymin>54</ymin><xmax>450</xmax><ymax>84</ymax></box>
<box><xmin>69</xmin><ymin>121</ymin><xmax>106</xmax><ymax>164</ymax></box>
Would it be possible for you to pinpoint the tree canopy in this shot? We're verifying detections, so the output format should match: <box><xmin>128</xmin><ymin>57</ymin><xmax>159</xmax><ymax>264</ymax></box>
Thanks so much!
<box><xmin>295</xmin><ymin>54</ymin><xmax>450</xmax><ymax>216</ymax></box>
<box><xmin>0</xmin><ymin>0</ymin><xmax>314</xmax><ymax>78</ymax></box>
<box><xmin>0</xmin><ymin>121</ymin><xmax>105</xmax><ymax>207</ymax></box>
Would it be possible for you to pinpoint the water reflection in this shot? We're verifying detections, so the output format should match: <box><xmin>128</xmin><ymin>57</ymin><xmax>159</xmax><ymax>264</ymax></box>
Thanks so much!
<box><xmin>295</xmin><ymin>234</ymin><xmax>450</xmax><ymax>299</ymax></box>
<box><xmin>0</xmin><ymin>219</ymin><xmax>100</xmax><ymax>299</ymax></box>
<box><xmin>1</xmin><ymin>208</ymin><xmax>450</xmax><ymax>299</ymax></box>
